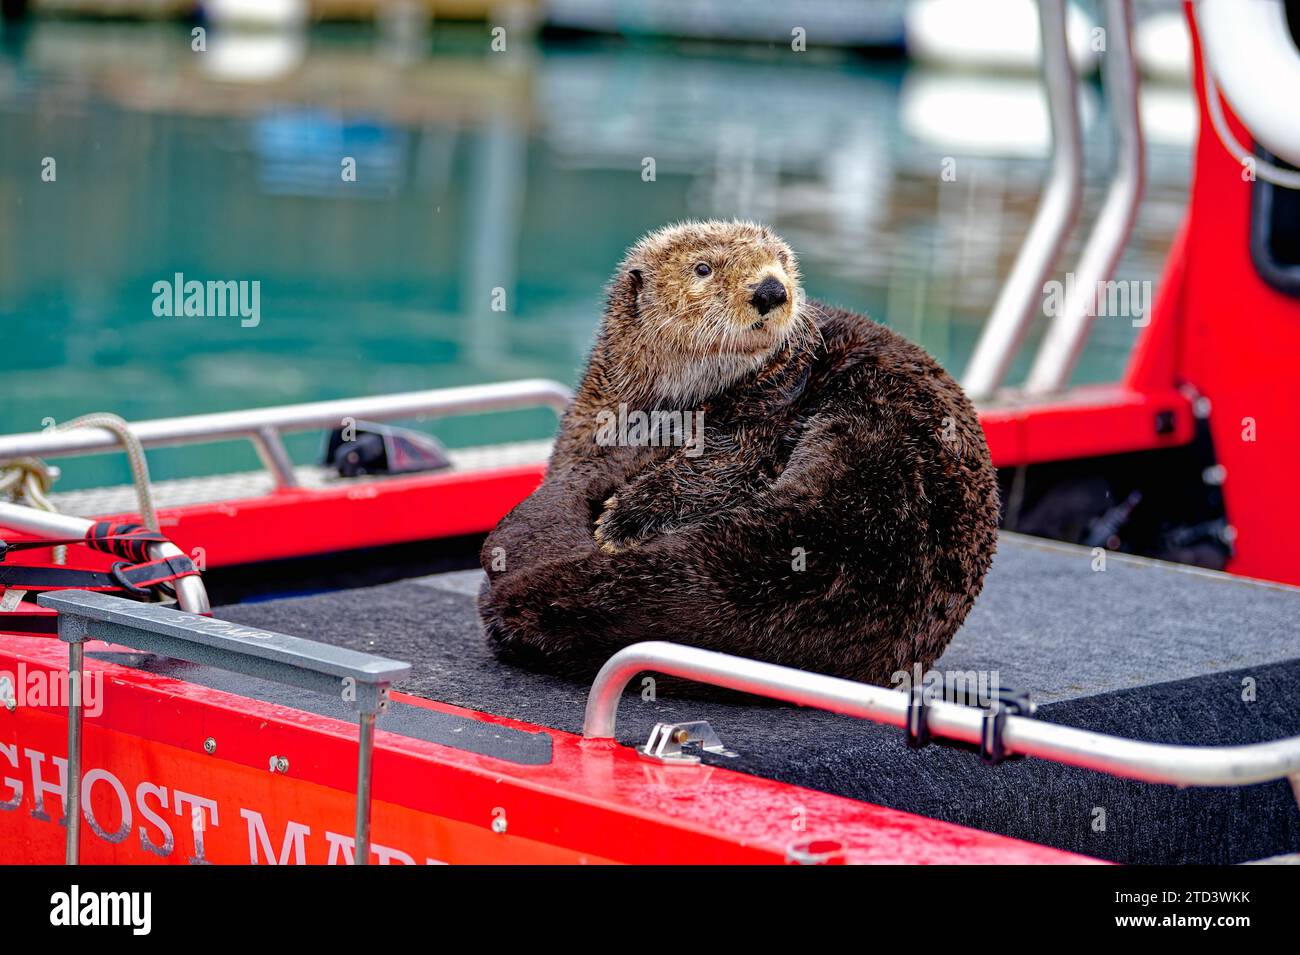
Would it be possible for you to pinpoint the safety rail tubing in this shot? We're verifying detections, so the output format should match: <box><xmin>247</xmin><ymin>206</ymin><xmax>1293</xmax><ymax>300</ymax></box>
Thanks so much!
<box><xmin>583</xmin><ymin>642</ymin><xmax>1300</xmax><ymax>792</ymax></box>
<box><xmin>0</xmin><ymin>502</ymin><xmax>211</xmax><ymax>615</ymax></box>
<box><xmin>962</xmin><ymin>0</ymin><xmax>1084</xmax><ymax>399</ymax></box>
<box><xmin>37</xmin><ymin>590</ymin><xmax>411</xmax><ymax>866</ymax></box>
<box><xmin>1025</xmin><ymin>0</ymin><xmax>1145</xmax><ymax>394</ymax></box>
<box><xmin>0</xmin><ymin>379</ymin><xmax>573</xmax><ymax>489</ymax></box>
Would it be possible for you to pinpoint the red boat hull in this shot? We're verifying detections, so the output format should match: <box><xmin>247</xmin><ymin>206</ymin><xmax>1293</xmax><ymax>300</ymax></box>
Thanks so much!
<box><xmin>0</xmin><ymin>633</ymin><xmax>1096</xmax><ymax>865</ymax></box>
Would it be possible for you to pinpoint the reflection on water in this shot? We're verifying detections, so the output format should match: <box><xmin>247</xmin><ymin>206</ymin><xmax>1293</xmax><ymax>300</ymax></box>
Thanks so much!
<box><xmin>0</xmin><ymin>20</ymin><xmax>1193</xmax><ymax>490</ymax></box>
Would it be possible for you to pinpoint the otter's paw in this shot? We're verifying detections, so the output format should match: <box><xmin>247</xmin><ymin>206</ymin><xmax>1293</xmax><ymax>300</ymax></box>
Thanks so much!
<box><xmin>593</xmin><ymin>495</ymin><xmax>643</xmax><ymax>554</ymax></box>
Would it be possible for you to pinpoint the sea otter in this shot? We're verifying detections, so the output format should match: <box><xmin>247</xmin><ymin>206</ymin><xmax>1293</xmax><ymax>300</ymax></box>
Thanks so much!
<box><xmin>478</xmin><ymin>220</ymin><xmax>999</xmax><ymax>685</ymax></box>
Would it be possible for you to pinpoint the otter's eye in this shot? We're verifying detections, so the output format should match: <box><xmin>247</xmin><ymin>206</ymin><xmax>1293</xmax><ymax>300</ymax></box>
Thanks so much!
<box><xmin>694</xmin><ymin>262</ymin><xmax>712</xmax><ymax>277</ymax></box>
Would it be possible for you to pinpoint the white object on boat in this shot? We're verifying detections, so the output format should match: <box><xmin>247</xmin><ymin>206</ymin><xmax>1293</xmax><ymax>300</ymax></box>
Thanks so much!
<box><xmin>202</xmin><ymin>0</ymin><xmax>308</xmax><ymax>29</ymax></box>
<box><xmin>1139</xmin><ymin>85</ymin><xmax>1197</xmax><ymax>149</ymax></box>
<box><xmin>1197</xmin><ymin>0</ymin><xmax>1300</xmax><ymax>172</ymax></box>
<box><xmin>201</xmin><ymin>31</ymin><xmax>307</xmax><ymax>83</ymax></box>
<box><xmin>904</xmin><ymin>0</ymin><xmax>1099</xmax><ymax>74</ymax></box>
<box><xmin>901</xmin><ymin>71</ymin><xmax>1097</xmax><ymax>158</ymax></box>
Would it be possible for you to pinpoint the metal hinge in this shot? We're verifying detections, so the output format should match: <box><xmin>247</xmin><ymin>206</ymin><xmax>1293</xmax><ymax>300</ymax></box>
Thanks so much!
<box><xmin>638</xmin><ymin>720</ymin><xmax>738</xmax><ymax>765</ymax></box>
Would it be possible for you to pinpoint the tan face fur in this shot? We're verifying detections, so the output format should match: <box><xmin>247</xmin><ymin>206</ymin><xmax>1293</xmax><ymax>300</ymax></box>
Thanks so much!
<box><xmin>606</xmin><ymin>220</ymin><xmax>809</xmax><ymax>406</ymax></box>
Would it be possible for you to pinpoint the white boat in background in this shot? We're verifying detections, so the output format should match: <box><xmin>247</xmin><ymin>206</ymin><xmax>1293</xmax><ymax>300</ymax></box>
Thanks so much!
<box><xmin>907</xmin><ymin>0</ymin><xmax>1196</xmax><ymax>87</ymax></box>
<box><xmin>1133</xmin><ymin>8</ymin><xmax>1191</xmax><ymax>84</ymax></box>
<box><xmin>905</xmin><ymin>0</ymin><xmax>1099</xmax><ymax>74</ymax></box>
<box><xmin>201</xmin><ymin>0</ymin><xmax>308</xmax><ymax>29</ymax></box>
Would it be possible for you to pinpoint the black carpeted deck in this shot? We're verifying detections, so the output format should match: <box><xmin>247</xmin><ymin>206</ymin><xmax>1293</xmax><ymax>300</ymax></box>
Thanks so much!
<box><xmin>215</xmin><ymin>533</ymin><xmax>1300</xmax><ymax>864</ymax></box>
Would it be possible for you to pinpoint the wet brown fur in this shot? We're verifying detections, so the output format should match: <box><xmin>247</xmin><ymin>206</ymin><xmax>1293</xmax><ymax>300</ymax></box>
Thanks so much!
<box><xmin>478</xmin><ymin>221</ymin><xmax>999</xmax><ymax>684</ymax></box>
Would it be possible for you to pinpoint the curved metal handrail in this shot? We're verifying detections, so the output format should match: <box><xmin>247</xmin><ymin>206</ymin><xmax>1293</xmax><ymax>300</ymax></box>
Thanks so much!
<box><xmin>1025</xmin><ymin>0</ymin><xmax>1145</xmax><ymax>394</ymax></box>
<box><xmin>0</xmin><ymin>378</ymin><xmax>574</xmax><ymax>488</ymax></box>
<box><xmin>583</xmin><ymin>641</ymin><xmax>1300</xmax><ymax>790</ymax></box>
<box><xmin>962</xmin><ymin>0</ymin><xmax>1085</xmax><ymax>399</ymax></box>
<box><xmin>0</xmin><ymin>378</ymin><xmax>575</xmax><ymax>612</ymax></box>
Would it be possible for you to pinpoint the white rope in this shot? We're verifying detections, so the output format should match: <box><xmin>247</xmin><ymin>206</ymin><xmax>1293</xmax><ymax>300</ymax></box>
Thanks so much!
<box><xmin>0</xmin><ymin>457</ymin><xmax>67</xmax><ymax>563</ymax></box>
<box><xmin>1</xmin><ymin>414</ymin><xmax>159</xmax><ymax>564</ymax></box>
<box><xmin>50</xmin><ymin>414</ymin><xmax>159</xmax><ymax>532</ymax></box>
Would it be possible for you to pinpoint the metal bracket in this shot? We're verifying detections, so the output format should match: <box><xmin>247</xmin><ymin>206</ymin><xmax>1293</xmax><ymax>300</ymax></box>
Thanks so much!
<box><xmin>638</xmin><ymin>720</ymin><xmax>738</xmax><ymax>765</ymax></box>
<box><xmin>37</xmin><ymin>589</ymin><xmax>410</xmax><ymax>866</ymax></box>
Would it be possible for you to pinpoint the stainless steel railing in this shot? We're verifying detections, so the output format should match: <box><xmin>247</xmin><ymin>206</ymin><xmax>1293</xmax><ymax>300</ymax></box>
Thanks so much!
<box><xmin>583</xmin><ymin>641</ymin><xmax>1300</xmax><ymax>792</ymax></box>
<box><xmin>0</xmin><ymin>378</ymin><xmax>573</xmax><ymax>489</ymax></box>
<box><xmin>962</xmin><ymin>0</ymin><xmax>1084</xmax><ymax>399</ymax></box>
<box><xmin>1026</xmin><ymin>0</ymin><xmax>1145</xmax><ymax>394</ymax></box>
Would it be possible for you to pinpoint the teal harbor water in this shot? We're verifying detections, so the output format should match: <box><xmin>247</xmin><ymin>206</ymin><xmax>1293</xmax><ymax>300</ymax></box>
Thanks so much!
<box><xmin>0</xmin><ymin>19</ymin><xmax>1193</xmax><ymax>491</ymax></box>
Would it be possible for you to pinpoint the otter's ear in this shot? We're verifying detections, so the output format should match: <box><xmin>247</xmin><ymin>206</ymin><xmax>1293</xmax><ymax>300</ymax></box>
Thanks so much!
<box><xmin>620</xmin><ymin>268</ymin><xmax>644</xmax><ymax>317</ymax></box>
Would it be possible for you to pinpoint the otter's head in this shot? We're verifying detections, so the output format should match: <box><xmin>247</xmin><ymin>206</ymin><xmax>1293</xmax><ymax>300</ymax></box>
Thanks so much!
<box><xmin>603</xmin><ymin>220</ymin><xmax>808</xmax><ymax>405</ymax></box>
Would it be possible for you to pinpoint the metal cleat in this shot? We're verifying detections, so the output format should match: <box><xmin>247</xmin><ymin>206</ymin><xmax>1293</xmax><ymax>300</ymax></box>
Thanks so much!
<box><xmin>638</xmin><ymin>720</ymin><xmax>737</xmax><ymax>765</ymax></box>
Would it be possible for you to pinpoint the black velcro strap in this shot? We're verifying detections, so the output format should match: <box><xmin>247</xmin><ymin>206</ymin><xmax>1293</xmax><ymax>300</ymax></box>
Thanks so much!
<box><xmin>898</xmin><ymin>681</ymin><xmax>1035</xmax><ymax>765</ymax></box>
<box><xmin>906</xmin><ymin>686</ymin><xmax>933</xmax><ymax>749</ymax></box>
<box><xmin>979</xmin><ymin>690</ymin><xmax>1036</xmax><ymax>766</ymax></box>
<box><xmin>1</xmin><ymin>537</ymin><xmax>101</xmax><ymax>560</ymax></box>
<box><xmin>114</xmin><ymin>555</ymin><xmax>198</xmax><ymax>591</ymax></box>
<box><xmin>0</xmin><ymin>564</ymin><xmax>122</xmax><ymax>591</ymax></box>
<box><xmin>0</xmin><ymin>603</ymin><xmax>58</xmax><ymax>635</ymax></box>
<box><xmin>980</xmin><ymin>703</ymin><xmax>1013</xmax><ymax>765</ymax></box>
<box><xmin>84</xmin><ymin>521</ymin><xmax>168</xmax><ymax>563</ymax></box>
<box><xmin>0</xmin><ymin>556</ymin><xmax>196</xmax><ymax>597</ymax></box>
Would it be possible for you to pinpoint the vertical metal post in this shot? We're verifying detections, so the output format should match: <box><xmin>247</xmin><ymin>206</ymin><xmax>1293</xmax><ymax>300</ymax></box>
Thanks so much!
<box><xmin>961</xmin><ymin>0</ymin><xmax>1084</xmax><ymax>399</ymax></box>
<box><xmin>354</xmin><ymin>711</ymin><xmax>376</xmax><ymax>865</ymax></box>
<box><xmin>65</xmin><ymin>640</ymin><xmax>83</xmax><ymax>866</ymax></box>
<box><xmin>1025</xmin><ymin>0</ymin><xmax>1144</xmax><ymax>394</ymax></box>
<box><xmin>252</xmin><ymin>426</ymin><xmax>300</xmax><ymax>489</ymax></box>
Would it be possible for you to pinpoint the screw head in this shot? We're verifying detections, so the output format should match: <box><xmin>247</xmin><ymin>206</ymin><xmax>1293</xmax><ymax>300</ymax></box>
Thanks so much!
<box><xmin>672</xmin><ymin>728</ymin><xmax>690</xmax><ymax>744</ymax></box>
<box><xmin>491</xmin><ymin>815</ymin><xmax>507</xmax><ymax>834</ymax></box>
<box><xmin>270</xmin><ymin>756</ymin><xmax>289</xmax><ymax>774</ymax></box>
<box><xmin>203</xmin><ymin>737</ymin><xmax>217</xmax><ymax>755</ymax></box>
<box><xmin>786</xmin><ymin>838</ymin><xmax>846</xmax><ymax>865</ymax></box>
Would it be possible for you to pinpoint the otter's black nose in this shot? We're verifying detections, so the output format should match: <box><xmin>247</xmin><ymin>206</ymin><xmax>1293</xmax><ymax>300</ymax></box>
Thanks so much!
<box><xmin>750</xmin><ymin>276</ymin><xmax>788</xmax><ymax>316</ymax></box>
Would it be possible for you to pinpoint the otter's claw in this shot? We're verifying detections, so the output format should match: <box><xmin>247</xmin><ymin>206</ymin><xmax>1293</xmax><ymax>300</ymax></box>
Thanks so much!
<box><xmin>594</xmin><ymin>495</ymin><xmax>640</xmax><ymax>554</ymax></box>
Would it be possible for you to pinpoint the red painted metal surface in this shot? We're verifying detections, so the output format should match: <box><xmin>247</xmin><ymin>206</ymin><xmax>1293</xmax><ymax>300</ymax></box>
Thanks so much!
<box><xmin>155</xmin><ymin>463</ymin><xmax>549</xmax><ymax>568</ymax></box>
<box><xmin>0</xmin><ymin>635</ymin><xmax>1097</xmax><ymax>865</ymax></box>
<box><xmin>0</xmin><ymin>464</ymin><xmax>547</xmax><ymax>581</ymax></box>
<box><xmin>1154</xmin><ymin>7</ymin><xmax>1300</xmax><ymax>584</ymax></box>
<box><xmin>985</xmin><ymin>3</ymin><xmax>1300</xmax><ymax>586</ymax></box>
<box><xmin>979</xmin><ymin>385</ymin><xmax>1193</xmax><ymax>469</ymax></box>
